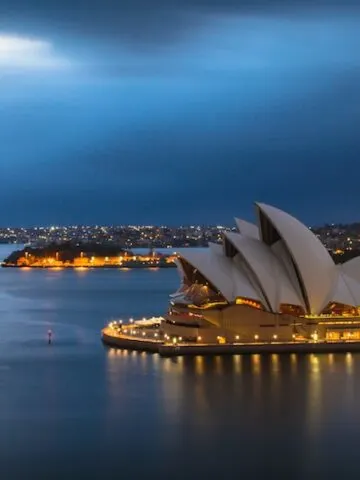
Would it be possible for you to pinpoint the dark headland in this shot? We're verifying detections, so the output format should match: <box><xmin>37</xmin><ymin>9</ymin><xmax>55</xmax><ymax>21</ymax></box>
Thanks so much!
<box><xmin>2</xmin><ymin>243</ymin><xmax>177</xmax><ymax>268</ymax></box>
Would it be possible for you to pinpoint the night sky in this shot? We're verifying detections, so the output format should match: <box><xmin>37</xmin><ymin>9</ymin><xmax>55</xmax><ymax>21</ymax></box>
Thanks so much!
<box><xmin>1</xmin><ymin>0</ymin><xmax>360</xmax><ymax>226</ymax></box>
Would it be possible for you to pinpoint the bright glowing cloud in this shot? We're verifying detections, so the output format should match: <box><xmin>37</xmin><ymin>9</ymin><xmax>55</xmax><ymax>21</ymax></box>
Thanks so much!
<box><xmin>0</xmin><ymin>35</ymin><xmax>71</xmax><ymax>70</ymax></box>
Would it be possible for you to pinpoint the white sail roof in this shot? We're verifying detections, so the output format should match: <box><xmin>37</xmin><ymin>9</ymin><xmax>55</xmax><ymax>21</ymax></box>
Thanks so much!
<box><xmin>256</xmin><ymin>203</ymin><xmax>337</xmax><ymax>315</ymax></box>
<box><xmin>224</xmin><ymin>231</ymin><xmax>304</xmax><ymax>312</ymax></box>
<box><xmin>343</xmin><ymin>274</ymin><xmax>360</xmax><ymax>305</ymax></box>
<box><xmin>335</xmin><ymin>265</ymin><xmax>360</xmax><ymax>306</ymax></box>
<box><xmin>341</xmin><ymin>257</ymin><xmax>360</xmax><ymax>283</ymax></box>
<box><xmin>180</xmin><ymin>249</ymin><xmax>262</xmax><ymax>303</ymax></box>
<box><xmin>172</xmin><ymin>202</ymin><xmax>360</xmax><ymax>316</ymax></box>
<box><xmin>331</xmin><ymin>272</ymin><xmax>358</xmax><ymax>307</ymax></box>
<box><xmin>235</xmin><ymin>218</ymin><xmax>259</xmax><ymax>239</ymax></box>
<box><xmin>208</xmin><ymin>242</ymin><xmax>223</xmax><ymax>255</ymax></box>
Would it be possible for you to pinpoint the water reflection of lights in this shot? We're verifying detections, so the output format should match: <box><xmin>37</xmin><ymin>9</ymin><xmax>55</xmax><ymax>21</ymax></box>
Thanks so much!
<box><xmin>327</xmin><ymin>353</ymin><xmax>334</xmax><ymax>369</ymax></box>
<box><xmin>108</xmin><ymin>348</ymin><xmax>117</xmax><ymax>358</ymax></box>
<box><xmin>215</xmin><ymin>356</ymin><xmax>223</xmax><ymax>375</ymax></box>
<box><xmin>163</xmin><ymin>356</ymin><xmax>183</xmax><ymax>374</ymax></box>
<box><xmin>153</xmin><ymin>353</ymin><xmax>161</xmax><ymax>370</ymax></box>
<box><xmin>107</xmin><ymin>347</ymin><xmax>130</xmax><ymax>361</ymax></box>
<box><xmin>233</xmin><ymin>355</ymin><xmax>242</xmax><ymax>374</ymax></box>
<box><xmin>310</xmin><ymin>354</ymin><xmax>320</xmax><ymax>374</ymax></box>
<box><xmin>346</xmin><ymin>352</ymin><xmax>353</xmax><ymax>375</ymax></box>
<box><xmin>290</xmin><ymin>353</ymin><xmax>297</xmax><ymax>373</ymax></box>
<box><xmin>163</xmin><ymin>358</ymin><xmax>172</xmax><ymax>373</ymax></box>
<box><xmin>306</xmin><ymin>354</ymin><xmax>322</xmax><ymax>436</ymax></box>
<box><xmin>195</xmin><ymin>356</ymin><xmax>204</xmax><ymax>375</ymax></box>
<box><xmin>271</xmin><ymin>354</ymin><xmax>280</xmax><ymax>375</ymax></box>
<box><xmin>252</xmin><ymin>354</ymin><xmax>261</xmax><ymax>375</ymax></box>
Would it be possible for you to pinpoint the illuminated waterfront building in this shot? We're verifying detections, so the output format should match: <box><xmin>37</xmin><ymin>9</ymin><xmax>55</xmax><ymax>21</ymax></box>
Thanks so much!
<box><xmin>163</xmin><ymin>203</ymin><xmax>360</xmax><ymax>343</ymax></box>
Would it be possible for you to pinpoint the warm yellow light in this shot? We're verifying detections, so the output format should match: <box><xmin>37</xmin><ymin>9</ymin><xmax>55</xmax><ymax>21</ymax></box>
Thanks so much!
<box><xmin>254</xmin><ymin>334</ymin><xmax>259</xmax><ymax>341</ymax></box>
<box><xmin>142</xmin><ymin>332</ymin><xmax>146</xmax><ymax>336</ymax></box>
<box><xmin>235</xmin><ymin>297</ymin><xmax>261</xmax><ymax>309</ymax></box>
<box><xmin>273</xmin><ymin>334</ymin><xmax>278</xmax><ymax>340</ymax></box>
<box><xmin>197</xmin><ymin>336</ymin><xmax>202</xmax><ymax>341</ymax></box>
<box><xmin>235</xmin><ymin>335</ymin><xmax>240</xmax><ymax>341</ymax></box>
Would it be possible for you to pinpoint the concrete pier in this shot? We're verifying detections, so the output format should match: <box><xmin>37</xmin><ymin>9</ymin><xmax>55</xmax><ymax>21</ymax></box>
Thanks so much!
<box><xmin>101</xmin><ymin>327</ymin><xmax>360</xmax><ymax>357</ymax></box>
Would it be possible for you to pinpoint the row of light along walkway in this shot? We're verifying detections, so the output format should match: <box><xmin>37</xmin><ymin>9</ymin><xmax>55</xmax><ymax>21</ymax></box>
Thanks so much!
<box><xmin>101</xmin><ymin>318</ymin><xmax>360</xmax><ymax>357</ymax></box>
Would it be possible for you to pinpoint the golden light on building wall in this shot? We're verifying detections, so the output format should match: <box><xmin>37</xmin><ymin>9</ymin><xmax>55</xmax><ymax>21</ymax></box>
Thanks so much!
<box><xmin>236</xmin><ymin>297</ymin><xmax>262</xmax><ymax>309</ymax></box>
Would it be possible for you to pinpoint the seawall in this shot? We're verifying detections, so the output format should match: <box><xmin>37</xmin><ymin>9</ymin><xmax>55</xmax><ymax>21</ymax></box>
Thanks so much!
<box><xmin>101</xmin><ymin>329</ymin><xmax>360</xmax><ymax>357</ymax></box>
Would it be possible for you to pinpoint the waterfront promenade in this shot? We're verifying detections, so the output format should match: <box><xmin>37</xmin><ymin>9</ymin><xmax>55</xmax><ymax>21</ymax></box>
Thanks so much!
<box><xmin>101</xmin><ymin>323</ymin><xmax>360</xmax><ymax>357</ymax></box>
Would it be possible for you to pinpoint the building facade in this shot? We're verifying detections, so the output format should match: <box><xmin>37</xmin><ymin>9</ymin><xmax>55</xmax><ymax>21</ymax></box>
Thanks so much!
<box><xmin>162</xmin><ymin>203</ymin><xmax>360</xmax><ymax>344</ymax></box>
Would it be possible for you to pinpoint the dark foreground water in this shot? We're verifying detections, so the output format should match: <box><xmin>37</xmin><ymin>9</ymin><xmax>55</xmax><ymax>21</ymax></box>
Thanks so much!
<box><xmin>1</xmin><ymin>247</ymin><xmax>360</xmax><ymax>479</ymax></box>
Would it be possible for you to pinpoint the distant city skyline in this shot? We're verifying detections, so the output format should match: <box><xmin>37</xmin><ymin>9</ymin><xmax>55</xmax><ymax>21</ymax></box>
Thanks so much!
<box><xmin>2</xmin><ymin>220</ymin><xmax>360</xmax><ymax>254</ymax></box>
<box><xmin>1</xmin><ymin>0</ymin><xmax>360</xmax><ymax>225</ymax></box>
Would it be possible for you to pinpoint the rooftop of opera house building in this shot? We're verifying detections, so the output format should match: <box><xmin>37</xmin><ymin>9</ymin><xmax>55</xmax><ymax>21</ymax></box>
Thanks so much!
<box><xmin>102</xmin><ymin>203</ymin><xmax>360</xmax><ymax>354</ymax></box>
<box><xmin>164</xmin><ymin>202</ymin><xmax>360</xmax><ymax>344</ymax></box>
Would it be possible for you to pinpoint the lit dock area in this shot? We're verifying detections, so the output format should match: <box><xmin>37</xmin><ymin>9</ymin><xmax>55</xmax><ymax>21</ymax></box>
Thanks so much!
<box><xmin>101</xmin><ymin>319</ymin><xmax>360</xmax><ymax>357</ymax></box>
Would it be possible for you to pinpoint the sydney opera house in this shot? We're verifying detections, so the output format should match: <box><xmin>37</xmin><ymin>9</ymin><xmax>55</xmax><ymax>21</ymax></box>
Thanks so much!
<box><xmin>163</xmin><ymin>203</ymin><xmax>360</xmax><ymax>344</ymax></box>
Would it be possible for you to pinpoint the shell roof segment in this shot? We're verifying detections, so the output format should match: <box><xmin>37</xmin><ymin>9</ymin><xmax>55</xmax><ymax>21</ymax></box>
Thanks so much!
<box><xmin>256</xmin><ymin>202</ymin><xmax>337</xmax><ymax>315</ymax></box>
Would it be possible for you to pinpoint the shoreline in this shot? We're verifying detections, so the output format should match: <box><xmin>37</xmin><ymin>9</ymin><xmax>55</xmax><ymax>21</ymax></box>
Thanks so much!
<box><xmin>2</xmin><ymin>243</ymin><xmax>177</xmax><ymax>269</ymax></box>
<box><xmin>1</xmin><ymin>264</ymin><xmax>176</xmax><ymax>269</ymax></box>
<box><xmin>101</xmin><ymin>327</ymin><xmax>360</xmax><ymax>357</ymax></box>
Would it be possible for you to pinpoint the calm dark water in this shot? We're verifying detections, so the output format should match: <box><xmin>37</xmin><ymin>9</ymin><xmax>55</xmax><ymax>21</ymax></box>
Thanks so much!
<box><xmin>1</xmin><ymin>247</ymin><xmax>360</xmax><ymax>479</ymax></box>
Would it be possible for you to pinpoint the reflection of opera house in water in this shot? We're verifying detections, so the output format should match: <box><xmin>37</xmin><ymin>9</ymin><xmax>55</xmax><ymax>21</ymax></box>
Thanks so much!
<box><xmin>163</xmin><ymin>203</ymin><xmax>360</xmax><ymax>344</ymax></box>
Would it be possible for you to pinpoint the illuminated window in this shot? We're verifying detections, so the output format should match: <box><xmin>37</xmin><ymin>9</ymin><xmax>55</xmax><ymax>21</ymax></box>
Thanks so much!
<box><xmin>321</xmin><ymin>302</ymin><xmax>358</xmax><ymax>317</ymax></box>
<box><xmin>235</xmin><ymin>297</ymin><xmax>262</xmax><ymax>309</ymax></box>
<box><xmin>326</xmin><ymin>329</ymin><xmax>360</xmax><ymax>341</ymax></box>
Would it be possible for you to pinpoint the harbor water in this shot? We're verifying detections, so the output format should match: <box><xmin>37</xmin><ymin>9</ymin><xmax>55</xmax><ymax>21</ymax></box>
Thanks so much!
<box><xmin>1</xmin><ymin>245</ymin><xmax>360</xmax><ymax>479</ymax></box>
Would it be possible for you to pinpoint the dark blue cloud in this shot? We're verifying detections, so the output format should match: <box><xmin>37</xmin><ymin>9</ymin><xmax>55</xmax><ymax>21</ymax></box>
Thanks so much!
<box><xmin>1</xmin><ymin>1</ymin><xmax>360</xmax><ymax>225</ymax></box>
